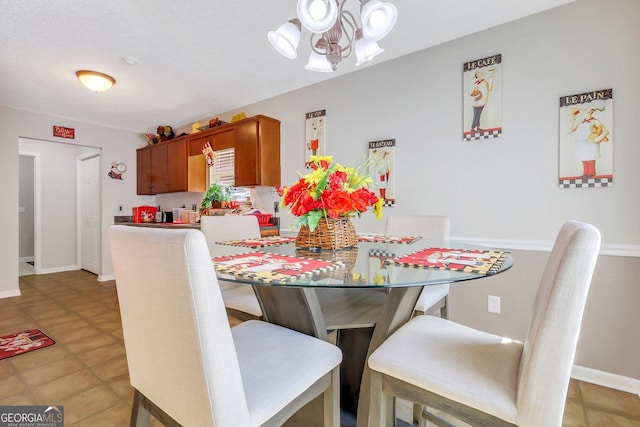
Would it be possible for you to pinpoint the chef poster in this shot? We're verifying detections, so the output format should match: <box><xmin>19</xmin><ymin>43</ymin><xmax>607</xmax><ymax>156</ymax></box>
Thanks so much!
<box><xmin>559</xmin><ymin>89</ymin><xmax>613</xmax><ymax>188</ymax></box>
<box><xmin>369</xmin><ymin>139</ymin><xmax>396</xmax><ymax>207</ymax></box>
<box><xmin>305</xmin><ymin>109</ymin><xmax>326</xmax><ymax>168</ymax></box>
<box><xmin>463</xmin><ymin>54</ymin><xmax>502</xmax><ymax>141</ymax></box>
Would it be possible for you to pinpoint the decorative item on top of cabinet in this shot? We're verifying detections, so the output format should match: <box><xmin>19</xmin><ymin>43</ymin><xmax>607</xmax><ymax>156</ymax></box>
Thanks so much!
<box><xmin>136</xmin><ymin>137</ymin><xmax>206</xmax><ymax>195</ymax></box>
<box><xmin>186</xmin><ymin>115</ymin><xmax>281</xmax><ymax>187</ymax></box>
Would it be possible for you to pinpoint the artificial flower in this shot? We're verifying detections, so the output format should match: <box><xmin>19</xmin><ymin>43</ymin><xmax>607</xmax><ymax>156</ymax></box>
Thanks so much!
<box><xmin>280</xmin><ymin>155</ymin><xmax>384</xmax><ymax>231</ymax></box>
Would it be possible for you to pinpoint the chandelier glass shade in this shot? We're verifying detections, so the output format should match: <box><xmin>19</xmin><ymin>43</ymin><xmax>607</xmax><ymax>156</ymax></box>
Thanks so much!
<box><xmin>305</xmin><ymin>39</ymin><xmax>334</xmax><ymax>72</ymax></box>
<box><xmin>267</xmin><ymin>19</ymin><xmax>302</xmax><ymax>59</ymax></box>
<box><xmin>76</xmin><ymin>70</ymin><xmax>116</xmax><ymax>92</ymax></box>
<box><xmin>268</xmin><ymin>0</ymin><xmax>397</xmax><ymax>72</ymax></box>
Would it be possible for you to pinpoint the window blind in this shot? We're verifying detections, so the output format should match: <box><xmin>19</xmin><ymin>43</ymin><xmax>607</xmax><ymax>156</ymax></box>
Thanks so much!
<box><xmin>209</xmin><ymin>148</ymin><xmax>251</xmax><ymax>202</ymax></box>
<box><xmin>210</xmin><ymin>148</ymin><xmax>235</xmax><ymax>187</ymax></box>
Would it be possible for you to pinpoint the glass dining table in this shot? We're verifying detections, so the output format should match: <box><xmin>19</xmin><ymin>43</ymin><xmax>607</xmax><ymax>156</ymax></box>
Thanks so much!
<box><xmin>209</xmin><ymin>234</ymin><xmax>513</xmax><ymax>427</ymax></box>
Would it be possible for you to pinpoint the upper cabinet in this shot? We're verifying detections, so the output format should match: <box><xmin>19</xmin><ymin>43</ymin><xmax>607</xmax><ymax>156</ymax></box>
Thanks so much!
<box><xmin>137</xmin><ymin>114</ymin><xmax>280</xmax><ymax>195</ymax></box>
<box><xmin>187</xmin><ymin>115</ymin><xmax>281</xmax><ymax>187</ymax></box>
<box><xmin>137</xmin><ymin>139</ymin><xmax>206</xmax><ymax>195</ymax></box>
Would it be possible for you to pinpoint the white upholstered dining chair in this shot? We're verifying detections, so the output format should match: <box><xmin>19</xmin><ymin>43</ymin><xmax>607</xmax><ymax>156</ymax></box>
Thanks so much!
<box><xmin>385</xmin><ymin>215</ymin><xmax>450</xmax><ymax>318</ymax></box>
<box><xmin>109</xmin><ymin>225</ymin><xmax>342</xmax><ymax>427</ymax></box>
<box><xmin>200</xmin><ymin>215</ymin><xmax>263</xmax><ymax>319</ymax></box>
<box><xmin>367</xmin><ymin>220</ymin><xmax>601</xmax><ymax>427</ymax></box>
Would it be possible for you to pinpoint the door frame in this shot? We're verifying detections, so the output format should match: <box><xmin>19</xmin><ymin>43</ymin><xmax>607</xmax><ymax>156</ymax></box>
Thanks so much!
<box><xmin>18</xmin><ymin>149</ymin><xmax>42</xmax><ymax>274</ymax></box>
<box><xmin>76</xmin><ymin>151</ymin><xmax>102</xmax><ymax>274</ymax></box>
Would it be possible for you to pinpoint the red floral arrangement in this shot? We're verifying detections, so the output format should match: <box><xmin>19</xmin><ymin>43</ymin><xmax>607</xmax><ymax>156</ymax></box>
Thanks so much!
<box><xmin>279</xmin><ymin>155</ymin><xmax>384</xmax><ymax>231</ymax></box>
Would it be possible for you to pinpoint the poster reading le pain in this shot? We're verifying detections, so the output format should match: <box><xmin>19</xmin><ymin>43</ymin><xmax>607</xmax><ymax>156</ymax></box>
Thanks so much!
<box><xmin>558</xmin><ymin>88</ymin><xmax>613</xmax><ymax>189</ymax></box>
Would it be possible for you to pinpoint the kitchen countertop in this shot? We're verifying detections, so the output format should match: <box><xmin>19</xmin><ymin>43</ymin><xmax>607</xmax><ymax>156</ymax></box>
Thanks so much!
<box><xmin>114</xmin><ymin>217</ymin><xmax>280</xmax><ymax>236</ymax></box>
<box><xmin>120</xmin><ymin>221</ymin><xmax>201</xmax><ymax>229</ymax></box>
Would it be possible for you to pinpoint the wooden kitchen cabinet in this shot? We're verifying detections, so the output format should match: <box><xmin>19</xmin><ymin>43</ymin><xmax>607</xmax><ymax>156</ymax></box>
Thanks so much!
<box><xmin>188</xmin><ymin>127</ymin><xmax>235</xmax><ymax>155</ymax></box>
<box><xmin>186</xmin><ymin>115</ymin><xmax>281</xmax><ymax>187</ymax></box>
<box><xmin>137</xmin><ymin>144</ymin><xmax>168</xmax><ymax>194</ymax></box>
<box><xmin>136</xmin><ymin>139</ymin><xmax>206</xmax><ymax>195</ymax></box>
<box><xmin>165</xmin><ymin>139</ymin><xmax>186</xmax><ymax>193</ymax></box>
<box><xmin>138</xmin><ymin>115</ymin><xmax>280</xmax><ymax>195</ymax></box>
<box><xmin>136</xmin><ymin>147</ymin><xmax>154</xmax><ymax>195</ymax></box>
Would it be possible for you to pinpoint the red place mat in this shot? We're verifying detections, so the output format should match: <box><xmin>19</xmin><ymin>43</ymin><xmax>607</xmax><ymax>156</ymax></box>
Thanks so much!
<box><xmin>217</xmin><ymin>236</ymin><xmax>296</xmax><ymax>248</ymax></box>
<box><xmin>387</xmin><ymin>247</ymin><xmax>509</xmax><ymax>275</ymax></box>
<box><xmin>0</xmin><ymin>329</ymin><xmax>55</xmax><ymax>361</ymax></box>
<box><xmin>212</xmin><ymin>251</ymin><xmax>343</xmax><ymax>283</ymax></box>
<box><xmin>357</xmin><ymin>233</ymin><xmax>422</xmax><ymax>244</ymax></box>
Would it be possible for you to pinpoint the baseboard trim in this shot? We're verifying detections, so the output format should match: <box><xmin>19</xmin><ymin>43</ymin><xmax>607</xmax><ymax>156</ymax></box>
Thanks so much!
<box><xmin>36</xmin><ymin>265</ymin><xmax>79</xmax><ymax>275</ymax></box>
<box><xmin>98</xmin><ymin>274</ymin><xmax>115</xmax><ymax>282</ymax></box>
<box><xmin>0</xmin><ymin>289</ymin><xmax>21</xmax><ymax>299</ymax></box>
<box><xmin>572</xmin><ymin>365</ymin><xmax>640</xmax><ymax>396</ymax></box>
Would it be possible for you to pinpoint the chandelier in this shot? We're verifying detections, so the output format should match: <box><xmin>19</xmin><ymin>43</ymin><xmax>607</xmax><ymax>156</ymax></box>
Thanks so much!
<box><xmin>268</xmin><ymin>0</ymin><xmax>397</xmax><ymax>72</ymax></box>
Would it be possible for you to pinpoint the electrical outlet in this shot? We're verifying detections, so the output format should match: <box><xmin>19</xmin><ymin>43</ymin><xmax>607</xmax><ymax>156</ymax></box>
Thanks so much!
<box><xmin>488</xmin><ymin>295</ymin><xmax>501</xmax><ymax>314</ymax></box>
<box><xmin>118</xmin><ymin>205</ymin><xmax>123</xmax><ymax>213</ymax></box>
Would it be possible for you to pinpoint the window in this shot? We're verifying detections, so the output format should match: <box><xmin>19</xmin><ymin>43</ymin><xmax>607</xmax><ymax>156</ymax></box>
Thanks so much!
<box><xmin>208</xmin><ymin>148</ymin><xmax>251</xmax><ymax>203</ymax></box>
<box><xmin>210</xmin><ymin>148</ymin><xmax>235</xmax><ymax>187</ymax></box>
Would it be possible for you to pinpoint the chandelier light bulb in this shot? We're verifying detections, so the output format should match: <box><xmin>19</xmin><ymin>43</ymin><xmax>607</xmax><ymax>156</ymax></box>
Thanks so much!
<box><xmin>368</xmin><ymin>9</ymin><xmax>386</xmax><ymax>29</ymax></box>
<box><xmin>361</xmin><ymin>0</ymin><xmax>397</xmax><ymax>41</ymax></box>
<box><xmin>297</xmin><ymin>0</ymin><xmax>338</xmax><ymax>33</ymax></box>
<box><xmin>309</xmin><ymin>0</ymin><xmax>327</xmax><ymax>20</ymax></box>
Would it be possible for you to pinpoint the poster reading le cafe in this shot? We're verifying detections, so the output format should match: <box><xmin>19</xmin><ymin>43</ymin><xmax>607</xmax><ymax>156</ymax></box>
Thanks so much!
<box><xmin>558</xmin><ymin>89</ymin><xmax>613</xmax><ymax>189</ymax></box>
<box><xmin>463</xmin><ymin>54</ymin><xmax>502</xmax><ymax>141</ymax></box>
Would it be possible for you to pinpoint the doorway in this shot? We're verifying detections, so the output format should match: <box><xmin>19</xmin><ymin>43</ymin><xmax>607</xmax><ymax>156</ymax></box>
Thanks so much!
<box><xmin>19</xmin><ymin>138</ymin><xmax>102</xmax><ymax>276</ymax></box>
<box><xmin>18</xmin><ymin>153</ymin><xmax>37</xmax><ymax>275</ymax></box>
<box><xmin>78</xmin><ymin>153</ymin><xmax>101</xmax><ymax>275</ymax></box>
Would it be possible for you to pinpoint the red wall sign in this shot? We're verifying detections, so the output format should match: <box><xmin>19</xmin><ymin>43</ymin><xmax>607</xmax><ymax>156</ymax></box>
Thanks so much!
<box><xmin>53</xmin><ymin>125</ymin><xmax>75</xmax><ymax>139</ymax></box>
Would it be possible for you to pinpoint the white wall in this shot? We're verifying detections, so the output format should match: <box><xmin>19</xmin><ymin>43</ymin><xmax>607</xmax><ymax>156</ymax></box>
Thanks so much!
<box><xmin>1</xmin><ymin>106</ymin><xmax>154</xmax><ymax>296</ymax></box>
<box><xmin>211</xmin><ymin>0</ymin><xmax>640</xmax><ymax>245</ymax></box>
<box><xmin>182</xmin><ymin>0</ymin><xmax>640</xmax><ymax>385</ymax></box>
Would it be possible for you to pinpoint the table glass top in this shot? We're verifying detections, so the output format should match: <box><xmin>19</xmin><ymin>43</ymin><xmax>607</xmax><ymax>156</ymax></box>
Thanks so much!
<box><xmin>209</xmin><ymin>235</ymin><xmax>512</xmax><ymax>288</ymax></box>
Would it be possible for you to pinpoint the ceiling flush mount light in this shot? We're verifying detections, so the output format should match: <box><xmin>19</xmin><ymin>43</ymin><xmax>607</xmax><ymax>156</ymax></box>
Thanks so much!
<box><xmin>268</xmin><ymin>0</ymin><xmax>397</xmax><ymax>72</ymax></box>
<box><xmin>75</xmin><ymin>70</ymin><xmax>116</xmax><ymax>93</ymax></box>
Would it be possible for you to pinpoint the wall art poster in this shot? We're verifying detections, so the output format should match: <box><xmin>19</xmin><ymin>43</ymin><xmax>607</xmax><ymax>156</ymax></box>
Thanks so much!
<box><xmin>463</xmin><ymin>54</ymin><xmax>502</xmax><ymax>141</ymax></box>
<box><xmin>305</xmin><ymin>109</ymin><xmax>326</xmax><ymax>168</ymax></box>
<box><xmin>559</xmin><ymin>89</ymin><xmax>613</xmax><ymax>188</ymax></box>
<box><xmin>369</xmin><ymin>139</ymin><xmax>396</xmax><ymax>207</ymax></box>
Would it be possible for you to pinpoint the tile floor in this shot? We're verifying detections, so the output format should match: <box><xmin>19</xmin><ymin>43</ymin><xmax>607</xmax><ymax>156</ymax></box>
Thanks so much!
<box><xmin>1</xmin><ymin>269</ymin><xmax>639</xmax><ymax>426</ymax></box>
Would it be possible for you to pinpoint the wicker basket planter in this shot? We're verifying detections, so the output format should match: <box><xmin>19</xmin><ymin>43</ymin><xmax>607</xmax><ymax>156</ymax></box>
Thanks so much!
<box><xmin>296</xmin><ymin>247</ymin><xmax>359</xmax><ymax>281</ymax></box>
<box><xmin>295</xmin><ymin>217</ymin><xmax>358</xmax><ymax>250</ymax></box>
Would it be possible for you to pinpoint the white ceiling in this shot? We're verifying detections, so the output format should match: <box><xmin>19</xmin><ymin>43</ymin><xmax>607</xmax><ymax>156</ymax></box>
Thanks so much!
<box><xmin>1</xmin><ymin>0</ymin><xmax>575</xmax><ymax>133</ymax></box>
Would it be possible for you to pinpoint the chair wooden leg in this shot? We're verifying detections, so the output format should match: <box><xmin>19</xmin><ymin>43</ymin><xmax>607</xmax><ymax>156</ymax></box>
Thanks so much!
<box><xmin>385</xmin><ymin>395</ymin><xmax>396</xmax><ymax>427</ymax></box>
<box><xmin>130</xmin><ymin>389</ymin><xmax>181</xmax><ymax>427</ymax></box>
<box><xmin>130</xmin><ymin>390</ymin><xmax>151</xmax><ymax>427</ymax></box>
<box><xmin>323</xmin><ymin>367</ymin><xmax>340</xmax><ymax>427</ymax></box>
<box><xmin>440</xmin><ymin>296</ymin><xmax>448</xmax><ymax>319</ymax></box>
<box><xmin>368</xmin><ymin>370</ymin><xmax>386</xmax><ymax>427</ymax></box>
